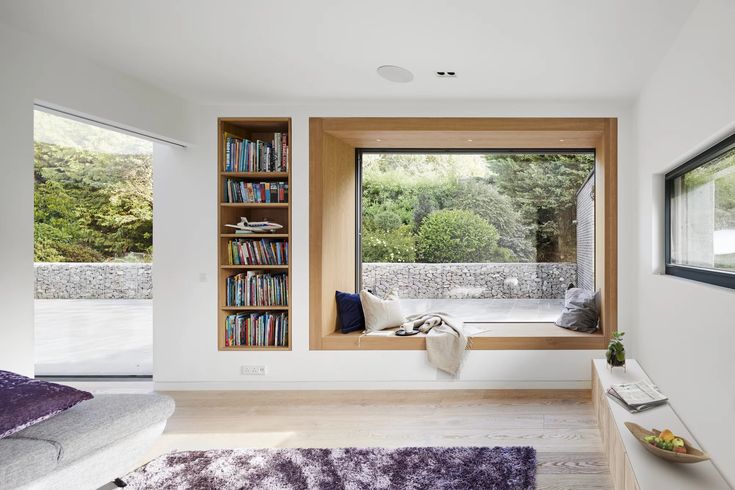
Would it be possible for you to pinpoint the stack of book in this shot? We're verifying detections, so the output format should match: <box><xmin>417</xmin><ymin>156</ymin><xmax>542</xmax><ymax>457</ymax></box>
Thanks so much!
<box><xmin>228</xmin><ymin>239</ymin><xmax>288</xmax><ymax>265</ymax></box>
<box><xmin>225</xmin><ymin>311</ymin><xmax>288</xmax><ymax>347</ymax></box>
<box><xmin>223</xmin><ymin>132</ymin><xmax>288</xmax><ymax>172</ymax></box>
<box><xmin>226</xmin><ymin>271</ymin><xmax>288</xmax><ymax>306</ymax></box>
<box><xmin>223</xmin><ymin>179</ymin><xmax>288</xmax><ymax>203</ymax></box>
<box><xmin>607</xmin><ymin>379</ymin><xmax>668</xmax><ymax>413</ymax></box>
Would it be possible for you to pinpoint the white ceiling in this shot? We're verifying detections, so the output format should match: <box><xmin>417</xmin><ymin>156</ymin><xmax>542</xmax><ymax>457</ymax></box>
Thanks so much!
<box><xmin>0</xmin><ymin>0</ymin><xmax>698</xmax><ymax>104</ymax></box>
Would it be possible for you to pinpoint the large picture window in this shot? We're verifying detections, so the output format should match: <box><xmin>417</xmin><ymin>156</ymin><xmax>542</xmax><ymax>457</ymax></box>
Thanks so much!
<box><xmin>665</xmin><ymin>132</ymin><xmax>735</xmax><ymax>289</ymax></box>
<box><xmin>357</xmin><ymin>150</ymin><xmax>595</xmax><ymax>322</ymax></box>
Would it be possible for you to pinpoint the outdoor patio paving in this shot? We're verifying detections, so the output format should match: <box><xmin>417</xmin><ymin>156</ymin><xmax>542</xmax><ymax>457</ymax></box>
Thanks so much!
<box><xmin>34</xmin><ymin>298</ymin><xmax>562</xmax><ymax>375</ymax></box>
<box><xmin>401</xmin><ymin>298</ymin><xmax>564</xmax><ymax>323</ymax></box>
<box><xmin>34</xmin><ymin>299</ymin><xmax>152</xmax><ymax>376</ymax></box>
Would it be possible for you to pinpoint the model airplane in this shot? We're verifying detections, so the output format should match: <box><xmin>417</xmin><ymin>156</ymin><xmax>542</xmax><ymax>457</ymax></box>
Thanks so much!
<box><xmin>225</xmin><ymin>217</ymin><xmax>284</xmax><ymax>233</ymax></box>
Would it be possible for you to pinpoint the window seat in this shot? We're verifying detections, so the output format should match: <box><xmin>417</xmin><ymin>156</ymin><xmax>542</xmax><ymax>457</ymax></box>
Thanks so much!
<box><xmin>321</xmin><ymin>323</ymin><xmax>605</xmax><ymax>350</ymax></box>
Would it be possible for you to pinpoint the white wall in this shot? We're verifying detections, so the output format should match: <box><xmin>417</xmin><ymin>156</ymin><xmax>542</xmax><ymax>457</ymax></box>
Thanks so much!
<box><xmin>0</xmin><ymin>22</ymin><xmax>190</xmax><ymax>375</ymax></box>
<box><xmin>635</xmin><ymin>0</ymin><xmax>735</xmax><ymax>484</ymax></box>
<box><xmin>153</xmin><ymin>99</ymin><xmax>637</xmax><ymax>390</ymax></box>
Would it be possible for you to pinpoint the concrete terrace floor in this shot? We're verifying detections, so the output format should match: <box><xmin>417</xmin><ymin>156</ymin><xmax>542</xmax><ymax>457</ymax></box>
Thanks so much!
<box><xmin>34</xmin><ymin>298</ymin><xmax>563</xmax><ymax>375</ymax></box>
<box><xmin>401</xmin><ymin>298</ymin><xmax>564</xmax><ymax>323</ymax></box>
<box><xmin>34</xmin><ymin>299</ymin><xmax>152</xmax><ymax>376</ymax></box>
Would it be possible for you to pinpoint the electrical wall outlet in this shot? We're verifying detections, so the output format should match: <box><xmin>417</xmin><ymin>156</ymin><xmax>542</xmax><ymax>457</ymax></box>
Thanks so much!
<box><xmin>241</xmin><ymin>365</ymin><xmax>267</xmax><ymax>376</ymax></box>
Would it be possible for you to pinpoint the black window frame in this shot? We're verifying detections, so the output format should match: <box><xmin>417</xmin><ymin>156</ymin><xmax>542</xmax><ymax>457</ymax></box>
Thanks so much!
<box><xmin>355</xmin><ymin>148</ymin><xmax>596</xmax><ymax>291</ymax></box>
<box><xmin>664</xmin><ymin>132</ymin><xmax>735</xmax><ymax>290</ymax></box>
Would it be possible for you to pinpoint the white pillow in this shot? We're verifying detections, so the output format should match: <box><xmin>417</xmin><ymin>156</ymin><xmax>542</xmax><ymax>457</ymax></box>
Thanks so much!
<box><xmin>359</xmin><ymin>290</ymin><xmax>405</xmax><ymax>332</ymax></box>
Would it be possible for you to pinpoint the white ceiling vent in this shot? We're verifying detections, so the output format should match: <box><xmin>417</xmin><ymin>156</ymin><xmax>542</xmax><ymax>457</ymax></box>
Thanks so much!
<box><xmin>435</xmin><ymin>71</ymin><xmax>457</xmax><ymax>78</ymax></box>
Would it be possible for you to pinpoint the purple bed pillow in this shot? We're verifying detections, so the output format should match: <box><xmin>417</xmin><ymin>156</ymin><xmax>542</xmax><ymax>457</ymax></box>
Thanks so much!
<box><xmin>0</xmin><ymin>370</ymin><xmax>93</xmax><ymax>439</ymax></box>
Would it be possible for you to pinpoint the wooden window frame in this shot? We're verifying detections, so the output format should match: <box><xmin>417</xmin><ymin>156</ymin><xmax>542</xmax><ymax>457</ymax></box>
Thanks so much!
<box><xmin>309</xmin><ymin>117</ymin><xmax>617</xmax><ymax>350</ymax></box>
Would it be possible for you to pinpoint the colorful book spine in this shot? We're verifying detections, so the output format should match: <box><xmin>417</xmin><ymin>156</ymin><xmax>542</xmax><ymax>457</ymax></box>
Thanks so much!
<box><xmin>225</xmin><ymin>312</ymin><xmax>288</xmax><ymax>347</ymax></box>
<box><xmin>225</xmin><ymin>271</ymin><xmax>288</xmax><ymax>306</ymax></box>
<box><xmin>223</xmin><ymin>132</ymin><xmax>289</xmax><ymax>173</ymax></box>
<box><xmin>228</xmin><ymin>240</ymin><xmax>289</xmax><ymax>265</ymax></box>
<box><xmin>223</xmin><ymin>180</ymin><xmax>288</xmax><ymax>204</ymax></box>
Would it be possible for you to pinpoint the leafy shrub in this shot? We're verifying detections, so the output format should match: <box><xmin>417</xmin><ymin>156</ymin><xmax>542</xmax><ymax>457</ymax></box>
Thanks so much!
<box><xmin>416</xmin><ymin>209</ymin><xmax>501</xmax><ymax>263</ymax></box>
<box><xmin>53</xmin><ymin>243</ymin><xmax>106</xmax><ymax>263</ymax></box>
<box><xmin>372</xmin><ymin>210</ymin><xmax>402</xmax><ymax>231</ymax></box>
<box><xmin>362</xmin><ymin>225</ymin><xmax>416</xmax><ymax>263</ymax></box>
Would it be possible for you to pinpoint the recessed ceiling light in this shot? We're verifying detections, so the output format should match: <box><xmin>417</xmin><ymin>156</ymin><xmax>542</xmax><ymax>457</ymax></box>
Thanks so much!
<box><xmin>467</xmin><ymin>139</ymin><xmax>473</xmax><ymax>142</ymax></box>
<box><xmin>559</xmin><ymin>139</ymin><xmax>566</xmax><ymax>142</ymax></box>
<box><xmin>377</xmin><ymin>65</ymin><xmax>413</xmax><ymax>83</ymax></box>
<box><xmin>375</xmin><ymin>139</ymin><xmax>382</xmax><ymax>142</ymax></box>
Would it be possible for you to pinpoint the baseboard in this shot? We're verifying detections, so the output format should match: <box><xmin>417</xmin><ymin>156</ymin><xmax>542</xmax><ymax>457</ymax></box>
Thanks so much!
<box><xmin>154</xmin><ymin>379</ymin><xmax>590</xmax><ymax>391</ymax></box>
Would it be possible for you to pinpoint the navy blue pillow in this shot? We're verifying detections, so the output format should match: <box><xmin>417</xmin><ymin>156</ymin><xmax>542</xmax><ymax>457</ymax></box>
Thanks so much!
<box><xmin>335</xmin><ymin>291</ymin><xmax>365</xmax><ymax>334</ymax></box>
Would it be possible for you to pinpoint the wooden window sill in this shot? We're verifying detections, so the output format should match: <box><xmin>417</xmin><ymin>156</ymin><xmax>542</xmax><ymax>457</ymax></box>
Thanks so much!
<box><xmin>320</xmin><ymin>323</ymin><xmax>605</xmax><ymax>350</ymax></box>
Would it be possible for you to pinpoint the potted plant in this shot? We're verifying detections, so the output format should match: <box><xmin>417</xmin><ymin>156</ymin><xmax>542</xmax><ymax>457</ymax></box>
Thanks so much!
<box><xmin>606</xmin><ymin>331</ymin><xmax>626</xmax><ymax>370</ymax></box>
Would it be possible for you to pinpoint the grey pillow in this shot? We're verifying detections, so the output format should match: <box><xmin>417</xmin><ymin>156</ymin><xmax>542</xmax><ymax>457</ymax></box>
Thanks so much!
<box><xmin>555</xmin><ymin>288</ymin><xmax>600</xmax><ymax>333</ymax></box>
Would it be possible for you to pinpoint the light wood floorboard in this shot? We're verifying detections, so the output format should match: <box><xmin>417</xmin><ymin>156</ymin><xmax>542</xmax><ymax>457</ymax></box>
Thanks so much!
<box><xmin>143</xmin><ymin>389</ymin><xmax>612</xmax><ymax>489</ymax></box>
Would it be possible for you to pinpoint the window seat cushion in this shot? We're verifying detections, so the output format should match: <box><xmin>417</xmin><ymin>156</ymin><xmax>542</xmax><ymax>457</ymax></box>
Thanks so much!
<box><xmin>335</xmin><ymin>291</ymin><xmax>365</xmax><ymax>333</ymax></box>
<box><xmin>554</xmin><ymin>287</ymin><xmax>599</xmax><ymax>333</ymax></box>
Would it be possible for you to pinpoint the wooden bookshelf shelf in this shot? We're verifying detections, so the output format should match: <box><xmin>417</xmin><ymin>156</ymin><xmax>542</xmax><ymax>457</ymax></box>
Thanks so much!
<box><xmin>220</xmin><ymin>233</ymin><xmax>289</xmax><ymax>238</ymax></box>
<box><xmin>218</xmin><ymin>117</ymin><xmax>292</xmax><ymax>351</ymax></box>
<box><xmin>220</xmin><ymin>345</ymin><xmax>291</xmax><ymax>352</ymax></box>
<box><xmin>220</xmin><ymin>264</ymin><xmax>288</xmax><ymax>270</ymax></box>
<box><xmin>220</xmin><ymin>202</ymin><xmax>289</xmax><ymax>208</ymax></box>
<box><xmin>221</xmin><ymin>305</ymin><xmax>289</xmax><ymax>311</ymax></box>
<box><xmin>221</xmin><ymin>171</ymin><xmax>289</xmax><ymax>179</ymax></box>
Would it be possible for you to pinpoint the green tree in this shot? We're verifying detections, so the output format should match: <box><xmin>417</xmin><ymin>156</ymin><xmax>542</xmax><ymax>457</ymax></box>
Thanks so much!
<box><xmin>416</xmin><ymin>209</ymin><xmax>503</xmax><ymax>263</ymax></box>
<box><xmin>34</xmin><ymin>141</ymin><xmax>152</xmax><ymax>262</ymax></box>
<box><xmin>486</xmin><ymin>153</ymin><xmax>594</xmax><ymax>262</ymax></box>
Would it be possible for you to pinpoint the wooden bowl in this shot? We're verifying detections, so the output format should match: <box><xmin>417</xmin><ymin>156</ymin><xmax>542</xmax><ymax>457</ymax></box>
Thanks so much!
<box><xmin>625</xmin><ymin>422</ymin><xmax>710</xmax><ymax>464</ymax></box>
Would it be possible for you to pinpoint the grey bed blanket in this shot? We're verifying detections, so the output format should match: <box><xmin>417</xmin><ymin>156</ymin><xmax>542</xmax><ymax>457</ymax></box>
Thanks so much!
<box><xmin>400</xmin><ymin>312</ymin><xmax>467</xmax><ymax>375</ymax></box>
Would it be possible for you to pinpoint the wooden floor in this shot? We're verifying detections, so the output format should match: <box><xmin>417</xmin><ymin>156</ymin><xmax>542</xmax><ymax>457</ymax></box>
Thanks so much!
<box><xmin>138</xmin><ymin>389</ymin><xmax>612</xmax><ymax>489</ymax></box>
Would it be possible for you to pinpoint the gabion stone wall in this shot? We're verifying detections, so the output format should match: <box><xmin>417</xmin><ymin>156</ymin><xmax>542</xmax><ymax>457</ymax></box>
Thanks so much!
<box><xmin>362</xmin><ymin>262</ymin><xmax>577</xmax><ymax>299</ymax></box>
<box><xmin>35</xmin><ymin>263</ymin><xmax>152</xmax><ymax>299</ymax></box>
<box><xmin>576</xmin><ymin>172</ymin><xmax>595</xmax><ymax>291</ymax></box>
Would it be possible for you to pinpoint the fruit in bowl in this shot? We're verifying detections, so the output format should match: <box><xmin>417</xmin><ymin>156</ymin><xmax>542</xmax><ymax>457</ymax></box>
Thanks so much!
<box><xmin>625</xmin><ymin>422</ymin><xmax>710</xmax><ymax>463</ymax></box>
<box><xmin>643</xmin><ymin>429</ymin><xmax>687</xmax><ymax>454</ymax></box>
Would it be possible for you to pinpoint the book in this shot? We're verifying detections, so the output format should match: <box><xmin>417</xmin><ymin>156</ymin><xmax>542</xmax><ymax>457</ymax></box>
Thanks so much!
<box><xmin>226</xmin><ymin>271</ymin><xmax>288</xmax><ymax>307</ymax></box>
<box><xmin>607</xmin><ymin>380</ymin><xmax>668</xmax><ymax>413</ymax></box>
<box><xmin>223</xmin><ymin>179</ymin><xmax>288</xmax><ymax>204</ymax></box>
<box><xmin>227</xmin><ymin>239</ymin><xmax>288</xmax><ymax>265</ymax></box>
<box><xmin>223</xmin><ymin>132</ymin><xmax>288</xmax><ymax>173</ymax></box>
<box><xmin>225</xmin><ymin>311</ymin><xmax>288</xmax><ymax>347</ymax></box>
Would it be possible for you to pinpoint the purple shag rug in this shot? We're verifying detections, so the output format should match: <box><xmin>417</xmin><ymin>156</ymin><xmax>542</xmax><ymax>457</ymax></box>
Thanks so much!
<box><xmin>122</xmin><ymin>446</ymin><xmax>536</xmax><ymax>489</ymax></box>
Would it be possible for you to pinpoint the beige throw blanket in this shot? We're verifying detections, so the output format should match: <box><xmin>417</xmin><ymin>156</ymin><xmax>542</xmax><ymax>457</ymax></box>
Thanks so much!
<box><xmin>400</xmin><ymin>312</ymin><xmax>467</xmax><ymax>375</ymax></box>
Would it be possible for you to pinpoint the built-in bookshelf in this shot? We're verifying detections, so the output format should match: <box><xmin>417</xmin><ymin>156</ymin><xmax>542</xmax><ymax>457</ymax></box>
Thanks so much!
<box><xmin>217</xmin><ymin>118</ymin><xmax>291</xmax><ymax>351</ymax></box>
